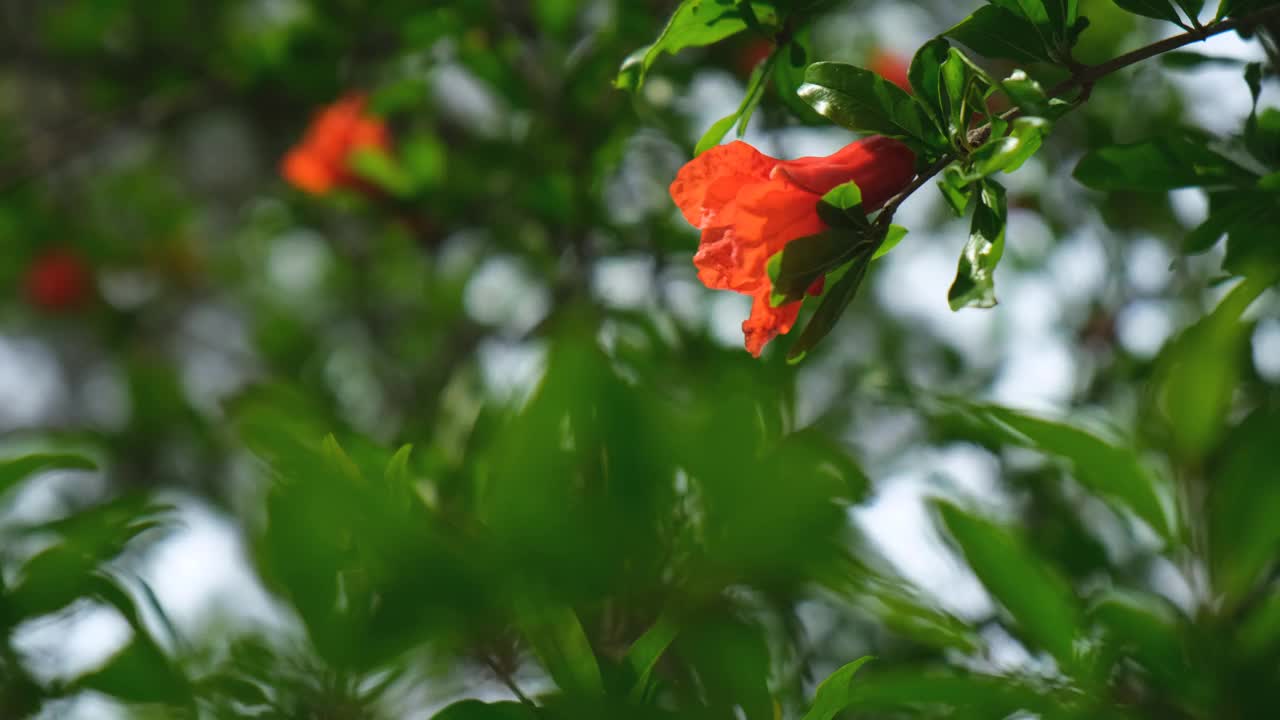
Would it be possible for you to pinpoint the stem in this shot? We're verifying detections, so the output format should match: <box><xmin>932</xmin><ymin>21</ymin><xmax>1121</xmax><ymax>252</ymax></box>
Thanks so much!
<box><xmin>878</xmin><ymin>3</ymin><xmax>1280</xmax><ymax>220</ymax></box>
<box><xmin>483</xmin><ymin>655</ymin><xmax>540</xmax><ymax>714</ymax></box>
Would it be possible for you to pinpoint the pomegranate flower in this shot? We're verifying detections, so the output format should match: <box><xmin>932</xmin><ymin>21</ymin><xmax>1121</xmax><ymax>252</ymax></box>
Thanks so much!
<box><xmin>670</xmin><ymin>137</ymin><xmax>916</xmax><ymax>356</ymax></box>
<box><xmin>282</xmin><ymin>93</ymin><xmax>391</xmax><ymax>195</ymax></box>
<box><xmin>24</xmin><ymin>248</ymin><xmax>93</xmax><ymax>311</ymax></box>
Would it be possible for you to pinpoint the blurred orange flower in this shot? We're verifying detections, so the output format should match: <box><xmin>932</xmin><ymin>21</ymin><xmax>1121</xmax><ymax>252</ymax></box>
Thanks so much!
<box><xmin>281</xmin><ymin>94</ymin><xmax>391</xmax><ymax>195</ymax></box>
<box><xmin>24</xmin><ymin>248</ymin><xmax>93</xmax><ymax>311</ymax></box>
<box><xmin>869</xmin><ymin>50</ymin><xmax>911</xmax><ymax>92</ymax></box>
<box><xmin>670</xmin><ymin>137</ymin><xmax>915</xmax><ymax>356</ymax></box>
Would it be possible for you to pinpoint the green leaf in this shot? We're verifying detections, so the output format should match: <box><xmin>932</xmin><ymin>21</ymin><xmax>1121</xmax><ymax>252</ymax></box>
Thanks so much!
<box><xmin>1152</xmin><ymin>274</ymin><xmax>1269</xmax><ymax>461</ymax></box>
<box><xmin>1161</xmin><ymin>51</ymin><xmax>1242</xmax><ymax>69</ymax></box>
<box><xmin>963</xmin><ymin>117</ymin><xmax>1051</xmax><ymax>181</ymax></box>
<box><xmin>348</xmin><ymin>148</ymin><xmax>414</xmax><ymax>197</ymax></box>
<box><xmin>873</xmin><ymin>224</ymin><xmax>908</xmax><ymax>260</ymax></box>
<box><xmin>945</xmin><ymin>5</ymin><xmax>1053</xmax><ymax>63</ymax></box>
<box><xmin>0</xmin><ymin>452</ymin><xmax>96</xmax><ymax>498</ymax></box>
<box><xmin>799</xmin><ymin>62</ymin><xmax>939</xmax><ymax>147</ymax></box>
<box><xmin>626</xmin><ymin>611</ymin><xmax>682</xmax><ymax>702</ymax></box>
<box><xmin>933</xmin><ymin>501</ymin><xmax>1083</xmax><ymax>669</ymax></box>
<box><xmin>517</xmin><ymin>600</ymin><xmax>605</xmax><ymax>697</ymax></box>
<box><xmin>909</xmin><ymin>37</ymin><xmax>952</xmax><ymax>133</ymax></box>
<box><xmin>799</xmin><ymin>656</ymin><xmax>874</xmax><ymax>720</ymax></box>
<box><xmin>1216</xmin><ymin>0</ymin><xmax>1280</xmax><ymax>21</ymax></box>
<box><xmin>1090</xmin><ymin>590</ymin><xmax>1191</xmax><ymax>691</ymax></box>
<box><xmin>616</xmin><ymin>1</ymin><xmax>771</xmax><ymax>90</ymax></box>
<box><xmin>786</xmin><ymin>251</ymin><xmax>874</xmax><ymax>362</ymax></box>
<box><xmin>695</xmin><ymin>113</ymin><xmax>740</xmax><ymax>155</ymax></box>
<box><xmin>767</xmin><ymin>181</ymin><xmax>878</xmax><ymax>306</ymax></box>
<box><xmin>1073</xmin><ymin>132</ymin><xmax>1253</xmax><ymax>191</ymax></box>
<box><xmin>834</xmin><ymin>668</ymin><xmax>1066</xmax><ymax>716</ymax></box>
<box><xmin>939</xmin><ymin>400</ymin><xmax>1176</xmax><ymax>541</ymax></box>
<box><xmin>937</xmin><ymin>164</ymin><xmax>975</xmax><ymax>216</ymax></box>
<box><xmin>696</xmin><ymin>49</ymin><xmax>778</xmax><ymax>153</ymax></box>
<box><xmin>1210</xmin><ymin>404</ymin><xmax>1280</xmax><ymax>607</ymax></box>
<box><xmin>948</xmin><ymin>180</ymin><xmax>1007</xmax><ymax>310</ymax></box>
<box><xmin>767</xmin><ymin>230</ymin><xmax>869</xmax><ymax>306</ymax></box>
<box><xmin>1110</xmin><ymin>0</ymin><xmax>1191</xmax><ymax>27</ymax></box>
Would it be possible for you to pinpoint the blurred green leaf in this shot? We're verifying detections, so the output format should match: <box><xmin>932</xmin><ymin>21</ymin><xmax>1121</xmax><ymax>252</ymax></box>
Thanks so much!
<box><xmin>626</xmin><ymin>611</ymin><xmax>682</xmax><ymax>702</ymax></box>
<box><xmin>517</xmin><ymin>600</ymin><xmax>604</xmax><ymax>697</ymax></box>
<box><xmin>939</xmin><ymin>399</ymin><xmax>1175</xmax><ymax>541</ymax></box>
<box><xmin>1210</xmin><ymin>404</ymin><xmax>1280</xmax><ymax>606</ymax></box>
<box><xmin>800</xmin><ymin>656</ymin><xmax>873</xmax><ymax>720</ymax></box>
<box><xmin>933</xmin><ymin>501</ymin><xmax>1084</xmax><ymax>670</ymax></box>
<box><xmin>1089</xmin><ymin>589</ymin><xmax>1192</xmax><ymax>693</ymax></box>
<box><xmin>1073</xmin><ymin>132</ymin><xmax>1253</xmax><ymax>191</ymax></box>
<box><xmin>1152</xmin><ymin>274</ymin><xmax>1268</xmax><ymax>460</ymax></box>
<box><xmin>0</xmin><ymin>452</ymin><xmax>96</xmax><ymax>499</ymax></box>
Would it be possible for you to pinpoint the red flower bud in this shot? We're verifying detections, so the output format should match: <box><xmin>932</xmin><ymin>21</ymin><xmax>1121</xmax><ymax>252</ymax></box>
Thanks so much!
<box><xmin>24</xmin><ymin>248</ymin><xmax>93</xmax><ymax>311</ymax></box>
<box><xmin>281</xmin><ymin>93</ymin><xmax>391</xmax><ymax>195</ymax></box>
<box><xmin>670</xmin><ymin>137</ymin><xmax>916</xmax><ymax>356</ymax></box>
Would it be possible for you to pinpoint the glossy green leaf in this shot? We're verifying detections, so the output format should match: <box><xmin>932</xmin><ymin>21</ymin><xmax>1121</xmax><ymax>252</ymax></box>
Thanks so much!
<box><xmin>964</xmin><ymin>117</ymin><xmax>1051</xmax><ymax>181</ymax></box>
<box><xmin>799</xmin><ymin>656</ymin><xmax>874</xmax><ymax>720</ymax></box>
<box><xmin>938</xmin><ymin>164</ymin><xmax>975</xmax><ymax>215</ymax></box>
<box><xmin>945</xmin><ymin>5</ymin><xmax>1053</xmax><ymax>63</ymax></box>
<box><xmin>616</xmin><ymin>1</ymin><xmax>768</xmax><ymax>90</ymax></box>
<box><xmin>837</xmin><ymin>668</ymin><xmax>1066</xmax><ymax>716</ymax></box>
<box><xmin>1110</xmin><ymin>0</ymin><xmax>1189</xmax><ymax>26</ymax></box>
<box><xmin>909</xmin><ymin>37</ymin><xmax>951</xmax><ymax>132</ymax></box>
<box><xmin>934</xmin><ymin>502</ymin><xmax>1083</xmax><ymax>669</ymax></box>
<box><xmin>948</xmin><ymin>180</ymin><xmax>1006</xmax><ymax>310</ymax></box>
<box><xmin>799</xmin><ymin>62</ymin><xmax>939</xmax><ymax>147</ymax></box>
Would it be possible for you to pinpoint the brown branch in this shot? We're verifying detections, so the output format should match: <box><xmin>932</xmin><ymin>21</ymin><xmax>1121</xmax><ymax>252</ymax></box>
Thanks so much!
<box><xmin>876</xmin><ymin>2</ymin><xmax>1280</xmax><ymax>223</ymax></box>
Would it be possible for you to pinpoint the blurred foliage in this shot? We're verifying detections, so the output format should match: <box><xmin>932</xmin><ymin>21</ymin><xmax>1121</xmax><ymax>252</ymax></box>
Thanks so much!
<box><xmin>0</xmin><ymin>1</ymin><xmax>1278</xmax><ymax>719</ymax></box>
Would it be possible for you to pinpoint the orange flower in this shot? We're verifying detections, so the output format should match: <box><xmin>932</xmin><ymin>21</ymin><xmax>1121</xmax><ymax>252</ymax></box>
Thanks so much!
<box><xmin>869</xmin><ymin>50</ymin><xmax>911</xmax><ymax>92</ymax></box>
<box><xmin>736</xmin><ymin>38</ymin><xmax>775</xmax><ymax>78</ymax></box>
<box><xmin>281</xmin><ymin>94</ymin><xmax>391</xmax><ymax>195</ymax></box>
<box><xmin>24</xmin><ymin>248</ymin><xmax>93</xmax><ymax>311</ymax></box>
<box><xmin>670</xmin><ymin>137</ymin><xmax>915</xmax><ymax>356</ymax></box>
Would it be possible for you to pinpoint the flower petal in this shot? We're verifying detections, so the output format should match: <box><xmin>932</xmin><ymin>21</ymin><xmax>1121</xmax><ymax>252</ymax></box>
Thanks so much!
<box><xmin>771</xmin><ymin>136</ymin><xmax>915</xmax><ymax>209</ymax></box>
<box><xmin>670</xmin><ymin>141</ymin><xmax>776</xmax><ymax>228</ymax></box>
<box><xmin>743</xmin><ymin>291</ymin><xmax>803</xmax><ymax>358</ymax></box>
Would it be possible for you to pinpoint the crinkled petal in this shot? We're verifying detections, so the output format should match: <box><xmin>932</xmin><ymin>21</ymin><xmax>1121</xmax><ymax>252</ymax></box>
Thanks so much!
<box><xmin>670</xmin><ymin>141</ymin><xmax>776</xmax><ymax>228</ymax></box>
<box><xmin>743</xmin><ymin>291</ymin><xmax>803</xmax><ymax>358</ymax></box>
<box><xmin>693</xmin><ymin>179</ymin><xmax>824</xmax><ymax>294</ymax></box>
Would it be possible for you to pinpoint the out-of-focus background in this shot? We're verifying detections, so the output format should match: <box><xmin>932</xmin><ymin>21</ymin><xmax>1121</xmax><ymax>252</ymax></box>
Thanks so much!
<box><xmin>1</xmin><ymin>1</ymin><xmax>1279</xmax><ymax>719</ymax></box>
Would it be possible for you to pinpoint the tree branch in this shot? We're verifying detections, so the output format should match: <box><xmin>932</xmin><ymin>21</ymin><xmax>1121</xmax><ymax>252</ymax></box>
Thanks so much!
<box><xmin>876</xmin><ymin>3</ymin><xmax>1280</xmax><ymax>224</ymax></box>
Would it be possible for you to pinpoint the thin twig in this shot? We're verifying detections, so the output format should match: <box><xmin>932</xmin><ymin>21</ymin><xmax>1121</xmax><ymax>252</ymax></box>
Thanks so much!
<box><xmin>482</xmin><ymin>655</ymin><xmax>540</xmax><ymax>714</ymax></box>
